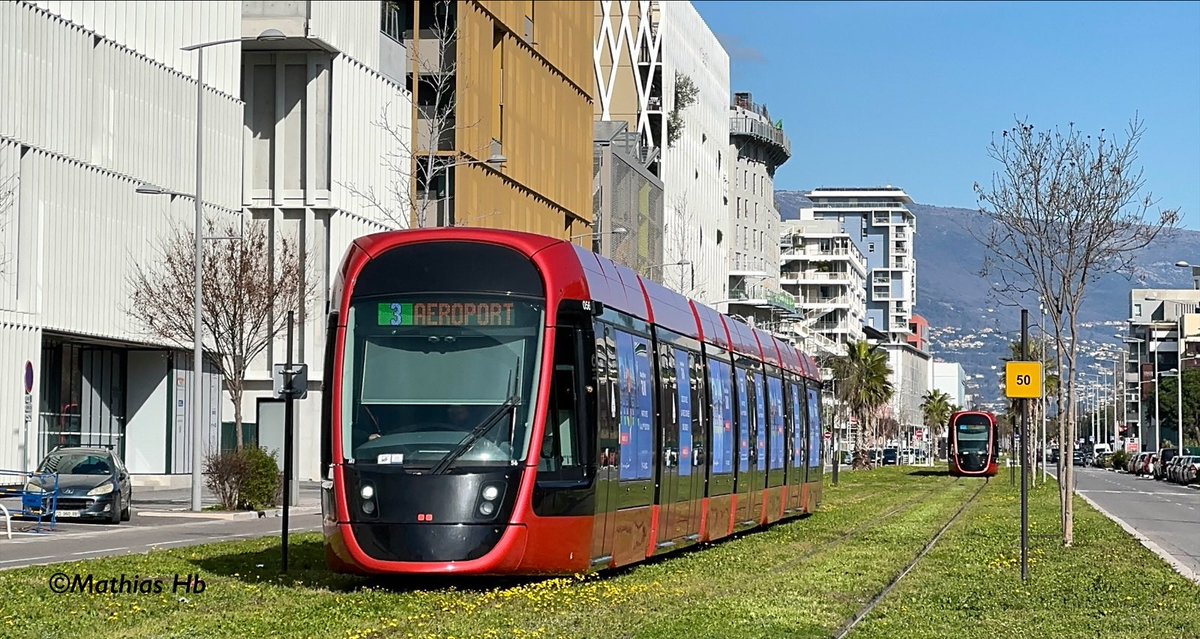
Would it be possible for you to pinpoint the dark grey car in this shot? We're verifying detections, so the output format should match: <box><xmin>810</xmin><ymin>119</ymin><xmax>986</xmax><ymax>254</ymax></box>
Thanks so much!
<box><xmin>29</xmin><ymin>447</ymin><xmax>132</xmax><ymax>524</ymax></box>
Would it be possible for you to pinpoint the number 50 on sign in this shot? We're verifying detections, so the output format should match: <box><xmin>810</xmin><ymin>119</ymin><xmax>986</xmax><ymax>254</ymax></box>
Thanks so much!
<box><xmin>1005</xmin><ymin>361</ymin><xmax>1044</xmax><ymax>399</ymax></box>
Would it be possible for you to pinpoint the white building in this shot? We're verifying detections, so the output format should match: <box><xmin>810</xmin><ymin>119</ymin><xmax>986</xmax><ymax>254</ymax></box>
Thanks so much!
<box><xmin>725</xmin><ymin>91</ymin><xmax>793</xmax><ymax>334</ymax></box>
<box><xmin>932</xmin><ymin>361</ymin><xmax>967</xmax><ymax>409</ymax></box>
<box><xmin>779</xmin><ymin>219</ymin><xmax>867</xmax><ymax>359</ymax></box>
<box><xmin>0</xmin><ymin>1</ymin><xmax>408</xmax><ymax>484</ymax></box>
<box><xmin>658</xmin><ymin>1</ymin><xmax>729</xmax><ymax>303</ymax></box>
<box><xmin>802</xmin><ymin>187</ymin><xmax>916</xmax><ymax>339</ymax></box>
<box><xmin>1124</xmin><ymin>288</ymin><xmax>1200</xmax><ymax>452</ymax></box>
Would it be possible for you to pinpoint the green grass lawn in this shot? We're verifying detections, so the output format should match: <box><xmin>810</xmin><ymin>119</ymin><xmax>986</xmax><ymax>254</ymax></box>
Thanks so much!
<box><xmin>1</xmin><ymin>468</ymin><xmax>1196</xmax><ymax>639</ymax></box>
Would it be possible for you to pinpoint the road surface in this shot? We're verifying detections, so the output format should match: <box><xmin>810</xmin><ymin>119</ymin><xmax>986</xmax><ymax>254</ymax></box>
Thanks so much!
<box><xmin>0</xmin><ymin>510</ymin><xmax>322</xmax><ymax>571</ymax></box>
<box><xmin>1071</xmin><ymin>465</ymin><xmax>1200</xmax><ymax>577</ymax></box>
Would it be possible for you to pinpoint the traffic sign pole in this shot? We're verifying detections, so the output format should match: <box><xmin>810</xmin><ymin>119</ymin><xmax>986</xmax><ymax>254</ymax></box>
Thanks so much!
<box><xmin>282</xmin><ymin>310</ymin><xmax>294</xmax><ymax>574</ymax></box>
<box><xmin>1005</xmin><ymin>314</ymin><xmax>1042</xmax><ymax>583</ymax></box>
<box><xmin>1020</xmin><ymin>309</ymin><xmax>1030</xmax><ymax>582</ymax></box>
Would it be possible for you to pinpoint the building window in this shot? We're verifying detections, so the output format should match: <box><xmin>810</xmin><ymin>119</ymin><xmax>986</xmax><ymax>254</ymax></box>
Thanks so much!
<box><xmin>243</xmin><ymin>52</ymin><xmax>334</xmax><ymax>196</ymax></box>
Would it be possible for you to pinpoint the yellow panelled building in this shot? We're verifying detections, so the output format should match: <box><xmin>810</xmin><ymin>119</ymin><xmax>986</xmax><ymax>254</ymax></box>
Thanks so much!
<box><xmin>404</xmin><ymin>0</ymin><xmax>593</xmax><ymax>238</ymax></box>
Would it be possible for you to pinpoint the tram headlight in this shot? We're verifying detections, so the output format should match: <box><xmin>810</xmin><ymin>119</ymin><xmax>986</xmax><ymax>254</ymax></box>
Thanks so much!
<box><xmin>478</xmin><ymin>501</ymin><xmax>496</xmax><ymax>516</ymax></box>
<box><xmin>362</xmin><ymin>500</ymin><xmax>376</xmax><ymax>514</ymax></box>
<box><xmin>481</xmin><ymin>485</ymin><xmax>499</xmax><ymax>501</ymax></box>
<box><xmin>360</xmin><ymin>485</ymin><xmax>375</xmax><ymax>500</ymax></box>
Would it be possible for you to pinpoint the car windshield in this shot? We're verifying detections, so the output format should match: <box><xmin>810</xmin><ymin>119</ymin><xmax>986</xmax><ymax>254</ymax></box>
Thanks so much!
<box><xmin>39</xmin><ymin>453</ymin><xmax>113</xmax><ymax>475</ymax></box>
<box><xmin>340</xmin><ymin>295</ymin><xmax>544</xmax><ymax>469</ymax></box>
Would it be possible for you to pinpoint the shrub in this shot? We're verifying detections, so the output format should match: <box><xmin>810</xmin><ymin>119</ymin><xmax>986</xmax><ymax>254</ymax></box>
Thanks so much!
<box><xmin>1109</xmin><ymin>450</ymin><xmax>1129</xmax><ymax>471</ymax></box>
<box><xmin>239</xmin><ymin>446</ymin><xmax>281</xmax><ymax>510</ymax></box>
<box><xmin>204</xmin><ymin>451</ymin><xmax>250</xmax><ymax>510</ymax></box>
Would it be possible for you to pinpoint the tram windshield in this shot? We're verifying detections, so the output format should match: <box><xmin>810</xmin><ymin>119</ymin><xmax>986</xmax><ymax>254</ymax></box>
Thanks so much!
<box><xmin>955</xmin><ymin>415</ymin><xmax>991</xmax><ymax>454</ymax></box>
<box><xmin>340</xmin><ymin>295</ymin><xmax>543</xmax><ymax>469</ymax></box>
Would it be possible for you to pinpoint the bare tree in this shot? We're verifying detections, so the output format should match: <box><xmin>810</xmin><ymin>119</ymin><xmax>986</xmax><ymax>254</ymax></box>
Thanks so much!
<box><xmin>663</xmin><ymin>192</ymin><xmax>704</xmax><ymax>298</ymax></box>
<box><xmin>342</xmin><ymin>0</ymin><xmax>487</xmax><ymax>229</ymax></box>
<box><xmin>974</xmin><ymin>115</ymin><xmax>1178</xmax><ymax>547</ymax></box>
<box><xmin>127</xmin><ymin>217</ymin><xmax>315</xmax><ymax>451</ymax></box>
<box><xmin>0</xmin><ymin>160</ymin><xmax>18</xmax><ymax>276</ymax></box>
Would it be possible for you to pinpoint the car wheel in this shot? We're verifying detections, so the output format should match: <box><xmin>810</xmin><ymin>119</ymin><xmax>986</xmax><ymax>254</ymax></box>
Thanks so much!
<box><xmin>110</xmin><ymin>494</ymin><xmax>122</xmax><ymax>525</ymax></box>
<box><xmin>121</xmin><ymin>492</ymin><xmax>131</xmax><ymax>521</ymax></box>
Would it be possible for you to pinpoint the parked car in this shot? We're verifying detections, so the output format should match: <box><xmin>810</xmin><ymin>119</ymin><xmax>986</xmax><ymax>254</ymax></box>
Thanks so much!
<box><xmin>1152</xmin><ymin>448</ymin><xmax>1177</xmax><ymax>480</ymax></box>
<box><xmin>1180</xmin><ymin>456</ymin><xmax>1200</xmax><ymax>485</ymax></box>
<box><xmin>24</xmin><ymin>446</ymin><xmax>132</xmax><ymax>524</ymax></box>
<box><xmin>882</xmin><ymin>448</ymin><xmax>899</xmax><ymax>466</ymax></box>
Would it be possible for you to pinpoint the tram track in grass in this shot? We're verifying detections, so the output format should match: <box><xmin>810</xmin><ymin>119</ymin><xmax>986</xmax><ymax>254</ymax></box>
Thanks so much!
<box><xmin>832</xmin><ymin>478</ymin><xmax>989</xmax><ymax>639</ymax></box>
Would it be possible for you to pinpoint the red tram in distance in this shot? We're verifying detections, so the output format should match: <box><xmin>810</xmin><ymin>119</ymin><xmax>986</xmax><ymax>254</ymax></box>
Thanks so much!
<box><xmin>319</xmin><ymin>228</ymin><xmax>826</xmax><ymax>576</ymax></box>
<box><xmin>948</xmin><ymin>411</ymin><xmax>999</xmax><ymax>477</ymax></box>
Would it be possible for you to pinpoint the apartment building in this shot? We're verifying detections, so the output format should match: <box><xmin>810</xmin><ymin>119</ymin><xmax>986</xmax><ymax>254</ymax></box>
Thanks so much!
<box><xmin>725</xmin><ymin>92</ymin><xmax>793</xmax><ymax>332</ymax></box>
<box><xmin>399</xmin><ymin>0</ymin><xmax>593</xmax><ymax>237</ymax></box>
<box><xmin>778</xmin><ymin>219</ymin><xmax>867</xmax><ymax>359</ymax></box>
<box><xmin>1125</xmin><ymin>288</ymin><xmax>1200</xmax><ymax>452</ymax></box>
<box><xmin>802</xmin><ymin>187</ymin><xmax>916</xmax><ymax>339</ymax></box>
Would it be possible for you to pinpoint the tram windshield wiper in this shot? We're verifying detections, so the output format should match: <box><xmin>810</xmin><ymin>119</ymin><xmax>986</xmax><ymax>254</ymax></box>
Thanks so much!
<box><xmin>430</xmin><ymin>394</ymin><xmax>522</xmax><ymax>475</ymax></box>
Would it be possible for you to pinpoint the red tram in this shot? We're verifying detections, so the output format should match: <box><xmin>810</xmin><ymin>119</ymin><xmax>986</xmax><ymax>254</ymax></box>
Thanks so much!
<box><xmin>319</xmin><ymin>228</ymin><xmax>825</xmax><ymax>576</ymax></box>
<box><xmin>948</xmin><ymin>410</ymin><xmax>999</xmax><ymax>477</ymax></box>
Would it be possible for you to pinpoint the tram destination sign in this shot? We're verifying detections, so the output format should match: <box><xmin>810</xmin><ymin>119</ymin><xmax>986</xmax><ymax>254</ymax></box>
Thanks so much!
<box><xmin>1005</xmin><ymin>361</ymin><xmax>1043</xmax><ymax>399</ymax></box>
<box><xmin>378</xmin><ymin>302</ymin><xmax>516</xmax><ymax>327</ymax></box>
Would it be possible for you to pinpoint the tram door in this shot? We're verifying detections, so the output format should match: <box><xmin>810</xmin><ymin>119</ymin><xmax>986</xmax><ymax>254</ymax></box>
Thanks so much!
<box><xmin>590</xmin><ymin>323</ymin><xmax>618</xmax><ymax>566</ymax></box>
<box><xmin>734</xmin><ymin>366</ymin><xmax>759</xmax><ymax>526</ymax></box>
<box><xmin>656</xmin><ymin>346</ymin><xmax>702</xmax><ymax>547</ymax></box>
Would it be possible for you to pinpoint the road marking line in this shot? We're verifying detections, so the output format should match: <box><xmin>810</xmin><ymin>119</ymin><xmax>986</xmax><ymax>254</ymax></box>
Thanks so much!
<box><xmin>0</xmin><ymin>555</ymin><xmax>55</xmax><ymax>564</ymax></box>
<box><xmin>71</xmin><ymin>547</ymin><xmax>129</xmax><ymax>556</ymax></box>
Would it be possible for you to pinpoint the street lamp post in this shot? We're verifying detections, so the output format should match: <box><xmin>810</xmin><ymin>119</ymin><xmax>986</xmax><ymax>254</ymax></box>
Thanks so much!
<box><xmin>137</xmin><ymin>29</ymin><xmax>285</xmax><ymax>512</ymax></box>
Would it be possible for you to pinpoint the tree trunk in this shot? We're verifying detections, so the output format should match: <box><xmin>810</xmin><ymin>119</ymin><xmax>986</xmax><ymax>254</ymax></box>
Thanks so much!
<box><xmin>1055</xmin><ymin>337</ymin><xmax>1067</xmax><ymax>538</ymax></box>
<box><xmin>230</xmin><ymin>387</ymin><xmax>244</xmax><ymax>452</ymax></box>
<box><xmin>1064</xmin><ymin>322</ymin><xmax>1079</xmax><ymax>547</ymax></box>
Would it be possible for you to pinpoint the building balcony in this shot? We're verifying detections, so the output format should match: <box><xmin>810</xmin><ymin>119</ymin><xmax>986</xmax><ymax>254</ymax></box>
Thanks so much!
<box><xmin>729</xmin><ymin>285</ymin><xmax>799</xmax><ymax>315</ymax></box>
<box><xmin>729</xmin><ymin>115</ymin><xmax>790</xmax><ymax>167</ymax></box>
<box><xmin>781</xmin><ymin>270</ymin><xmax>855</xmax><ymax>284</ymax></box>
<box><xmin>810</xmin><ymin>200</ymin><xmax>907</xmax><ymax>209</ymax></box>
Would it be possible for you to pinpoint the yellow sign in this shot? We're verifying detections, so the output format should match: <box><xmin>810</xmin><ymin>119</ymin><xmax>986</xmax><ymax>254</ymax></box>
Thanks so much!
<box><xmin>1005</xmin><ymin>361</ymin><xmax>1044</xmax><ymax>399</ymax></box>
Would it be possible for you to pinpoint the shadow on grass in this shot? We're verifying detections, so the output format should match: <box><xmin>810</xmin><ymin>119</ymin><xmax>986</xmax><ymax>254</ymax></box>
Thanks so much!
<box><xmin>186</xmin><ymin>512</ymin><xmax>822</xmax><ymax>594</ymax></box>
<box><xmin>188</xmin><ymin>537</ymin><xmax>576</xmax><ymax>593</ymax></box>
<box><xmin>906</xmin><ymin>469</ymin><xmax>951</xmax><ymax>477</ymax></box>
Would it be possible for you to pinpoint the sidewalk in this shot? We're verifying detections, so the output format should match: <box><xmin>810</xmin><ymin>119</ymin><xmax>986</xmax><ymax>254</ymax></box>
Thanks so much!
<box><xmin>132</xmin><ymin>481</ymin><xmax>322</xmax><ymax>520</ymax></box>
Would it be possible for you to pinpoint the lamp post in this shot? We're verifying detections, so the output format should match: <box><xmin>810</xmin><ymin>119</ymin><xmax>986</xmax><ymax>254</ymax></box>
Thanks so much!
<box><xmin>647</xmin><ymin>259</ymin><xmax>693</xmax><ymax>292</ymax></box>
<box><xmin>1160</xmin><ymin>369</ymin><xmax>1181</xmax><ymax>452</ymax></box>
<box><xmin>570</xmin><ymin>226</ymin><xmax>628</xmax><ymax>242</ymax></box>
<box><xmin>137</xmin><ymin>29</ymin><xmax>285</xmax><ymax>512</ymax></box>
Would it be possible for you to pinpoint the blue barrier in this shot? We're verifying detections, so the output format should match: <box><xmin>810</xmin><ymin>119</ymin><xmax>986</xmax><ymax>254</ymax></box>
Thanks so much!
<box><xmin>0</xmin><ymin>469</ymin><xmax>59</xmax><ymax>533</ymax></box>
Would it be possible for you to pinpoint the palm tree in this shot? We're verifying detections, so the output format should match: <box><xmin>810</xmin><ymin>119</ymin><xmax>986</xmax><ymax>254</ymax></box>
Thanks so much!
<box><xmin>829</xmin><ymin>341</ymin><xmax>895</xmax><ymax>469</ymax></box>
<box><xmin>921</xmin><ymin>389</ymin><xmax>954</xmax><ymax>440</ymax></box>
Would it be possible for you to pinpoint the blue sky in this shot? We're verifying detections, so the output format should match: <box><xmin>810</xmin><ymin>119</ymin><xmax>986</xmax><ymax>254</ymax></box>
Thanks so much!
<box><xmin>695</xmin><ymin>1</ymin><xmax>1200</xmax><ymax>230</ymax></box>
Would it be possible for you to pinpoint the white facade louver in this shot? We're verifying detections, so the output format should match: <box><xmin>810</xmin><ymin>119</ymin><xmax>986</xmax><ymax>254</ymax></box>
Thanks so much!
<box><xmin>0</xmin><ymin>1</ymin><xmax>409</xmax><ymax>483</ymax></box>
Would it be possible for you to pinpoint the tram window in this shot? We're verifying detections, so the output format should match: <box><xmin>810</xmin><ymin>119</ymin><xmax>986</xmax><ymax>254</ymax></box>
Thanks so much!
<box><xmin>806</xmin><ymin>386</ymin><xmax>822</xmax><ymax>467</ymax></box>
<box><xmin>790</xmin><ymin>382</ymin><xmax>806</xmax><ymax>467</ymax></box>
<box><xmin>538</xmin><ymin>326</ymin><xmax>586</xmax><ymax>484</ymax></box>
<box><xmin>752</xmin><ymin>373</ymin><xmax>766</xmax><ymax>471</ymax></box>
<box><xmin>708</xmin><ymin>358</ymin><xmax>734</xmax><ymax>475</ymax></box>
<box><xmin>735</xmin><ymin>368</ymin><xmax>751</xmax><ymax>473</ymax></box>
<box><xmin>767</xmin><ymin>377</ymin><xmax>785</xmax><ymax>470</ymax></box>
<box><xmin>615</xmin><ymin>331</ymin><xmax>654</xmax><ymax>481</ymax></box>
